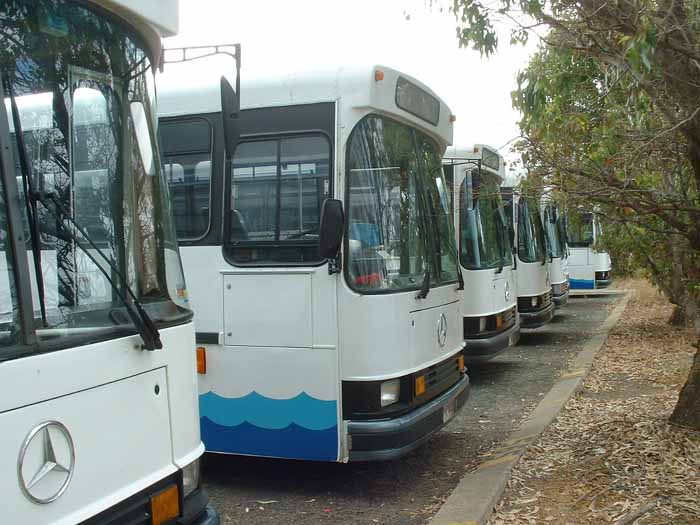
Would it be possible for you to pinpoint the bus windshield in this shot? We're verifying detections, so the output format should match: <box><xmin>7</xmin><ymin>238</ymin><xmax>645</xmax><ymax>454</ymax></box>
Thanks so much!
<box><xmin>460</xmin><ymin>177</ymin><xmax>510</xmax><ymax>270</ymax></box>
<box><xmin>517</xmin><ymin>197</ymin><xmax>547</xmax><ymax>263</ymax></box>
<box><xmin>0</xmin><ymin>0</ymin><xmax>190</xmax><ymax>358</ymax></box>
<box><xmin>346</xmin><ymin>115</ymin><xmax>459</xmax><ymax>292</ymax></box>
<box><xmin>567</xmin><ymin>211</ymin><xmax>594</xmax><ymax>247</ymax></box>
<box><xmin>542</xmin><ymin>204</ymin><xmax>565</xmax><ymax>258</ymax></box>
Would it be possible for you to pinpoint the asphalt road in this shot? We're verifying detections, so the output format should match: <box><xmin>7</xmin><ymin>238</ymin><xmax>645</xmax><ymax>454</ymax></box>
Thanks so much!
<box><xmin>202</xmin><ymin>295</ymin><xmax>619</xmax><ymax>524</ymax></box>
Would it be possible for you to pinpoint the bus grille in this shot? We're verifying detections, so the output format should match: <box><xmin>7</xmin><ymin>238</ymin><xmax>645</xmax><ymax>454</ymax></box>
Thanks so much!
<box><xmin>413</xmin><ymin>354</ymin><xmax>463</xmax><ymax>405</ymax></box>
<box><xmin>518</xmin><ymin>291</ymin><xmax>552</xmax><ymax>312</ymax></box>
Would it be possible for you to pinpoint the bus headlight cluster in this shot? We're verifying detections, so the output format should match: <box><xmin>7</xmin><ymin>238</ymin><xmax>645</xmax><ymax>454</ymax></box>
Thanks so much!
<box><xmin>380</xmin><ymin>378</ymin><xmax>401</xmax><ymax>407</ymax></box>
<box><xmin>181</xmin><ymin>458</ymin><xmax>200</xmax><ymax>497</ymax></box>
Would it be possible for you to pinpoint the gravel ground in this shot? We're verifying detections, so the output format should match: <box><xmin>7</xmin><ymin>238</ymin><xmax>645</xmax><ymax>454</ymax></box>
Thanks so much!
<box><xmin>490</xmin><ymin>282</ymin><xmax>699</xmax><ymax>525</ymax></box>
<box><xmin>202</xmin><ymin>296</ymin><xmax>619</xmax><ymax>524</ymax></box>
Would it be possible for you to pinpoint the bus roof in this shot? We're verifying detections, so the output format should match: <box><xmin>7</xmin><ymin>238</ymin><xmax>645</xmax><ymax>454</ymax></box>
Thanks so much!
<box><xmin>92</xmin><ymin>0</ymin><xmax>178</xmax><ymax>65</ymax></box>
<box><xmin>157</xmin><ymin>64</ymin><xmax>454</xmax><ymax>146</ymax></box>
<box><xmin>443</xmin><ymin>143</ymin><xmax>505</xmax><ymax>181</ymax></box>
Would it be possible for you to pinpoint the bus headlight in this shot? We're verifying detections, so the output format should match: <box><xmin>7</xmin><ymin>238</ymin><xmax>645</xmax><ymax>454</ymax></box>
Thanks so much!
<box><xmin>182</xmin><ymin>458</ymin><xmax>200</xmax><ymax>497</ymax></box>
<box><xmin>380</xmin><ymin>379</ymin><xmax>401</xmax><ymax>407</ymax></box>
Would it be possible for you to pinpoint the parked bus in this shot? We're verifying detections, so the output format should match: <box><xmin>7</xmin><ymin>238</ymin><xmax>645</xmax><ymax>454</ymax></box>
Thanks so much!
<box><xmin>443</xmin><ymin>145</ymin><xmax>519</xmax><ymax>360</ymax></box>
<box><xmin>541</xmin><ymin>194</ymin><xmax>570</xmax><ymax>306</ymax></box>
<box><xmin>567</xmin><ymin>210</ymin><xmax>612</xmax><ymax>289</ymax></box>
<box><xmin>157</xmin><ymin>65</ymin><xmax>470</xmax><ymax>462</ymax></box>
<box><xmin>0</xmin><ymin>2</ymin><xmax>220</xmax><ymax>523</ymax></box>
<box><xmin>502</xmin><ymin>183</ymin><xmax>554</xmax><ymax>328</ymax></box>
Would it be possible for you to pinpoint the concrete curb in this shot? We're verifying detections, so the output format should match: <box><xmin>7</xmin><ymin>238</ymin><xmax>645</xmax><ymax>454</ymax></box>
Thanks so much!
<box><xmin>431</xmin><ymin>293</ymin><xmax>631</xmax><ymax>525</ymax></box>
<box><xmin>570</xmin><ymin>289</ymin><xmax>630</xmax><ymax>297</ymax></box>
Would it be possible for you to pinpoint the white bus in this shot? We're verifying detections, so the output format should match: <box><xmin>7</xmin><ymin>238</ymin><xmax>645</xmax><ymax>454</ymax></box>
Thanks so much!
<box><xmin>157</xmin><ymin>65</ymin><xmax>470</xmax><ymax>462</ymax></box>
<box><xmin>541</xmin><ymin>194</ymin><xmax>570</xmax><ymax>306</ymax></box>
<box><xmin>567</xmin><ymin>210</ymin><xmax>612</xmax><ymax>289</ymax></box>
<box><xmin>443</xmin><ymin>145</ymin><xmax>519</xmax><ymax>360</ymax></box>
<box><xmin>0</xmin><ymin>2</ymin><xmax>219</xmax><ymax>524</ymax></box>
<box><xmin>502</xmin><ymin>184</ymin><xmax>554</xmax><ymax>328</ymax></box>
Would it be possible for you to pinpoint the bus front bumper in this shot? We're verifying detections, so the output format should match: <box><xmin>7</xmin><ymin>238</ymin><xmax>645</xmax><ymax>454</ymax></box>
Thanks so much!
<box><xmin>519</xmin><ymin>302</ymin><xmax>555</xmax><ymax>329</ymax></box>
<box><xmin>183</xmin><ymin>490</ymin><xmax>220</xmax><ymax>525</ymax></box>
<box><xmin>595</xmin><ymin>271</ymin><xmax>612</xmax><ymax>288</ymax></box>
<box><xmin>552</xmin><ymin>290</ymin><xmax>569</xmax><ymax>307</ymax></box>
<box><xmin>464</xmin><ymin>322</ymin><xmax>520</xmax><ymax>362</ymax></box>
<box><xmin>347</xmin><ymin>374</ymin><xmax>470</xmax><ymax>461</ymax></box>
<box><xmin>83</xmin><ymin>475</ymin><xmax>219</xmax><ymax>525</ymax></box>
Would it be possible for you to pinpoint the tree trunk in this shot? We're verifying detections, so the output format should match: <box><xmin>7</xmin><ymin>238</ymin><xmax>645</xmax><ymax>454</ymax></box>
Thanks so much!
<box><xmin>669</xmin><ymin>305</ymin><xmax>688</xmax><ymax>326</ymax></box>
<box><xmin>670</xmin><ymin>337</ymin><xmax>700</xmax><ymax>430</ymax></box>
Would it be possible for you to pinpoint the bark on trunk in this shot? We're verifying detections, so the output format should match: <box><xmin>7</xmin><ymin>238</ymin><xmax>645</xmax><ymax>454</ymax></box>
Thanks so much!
<box><xmin>669</xmin><ymin>305</ymin><xmax>688</xmax><ymax>326</ymax></box>
<box><xmin>670</xmin><ymin>337</ymin><xmax>700</xmax><ymax>430</ymax></box>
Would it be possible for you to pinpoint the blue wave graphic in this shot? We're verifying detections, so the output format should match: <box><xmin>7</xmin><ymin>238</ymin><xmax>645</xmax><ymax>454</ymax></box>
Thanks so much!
<box><xmin>199</xmin><ymin>391</ymin><xmax>337</xmax><ymax>431</ymax></box>
<box><xmin>201</xmin><ymin>417</ymin><xmax>338</xmax><ymax>461</ymax></box>
<box><xmin>569</xmin><ymin>278</ymin><xmax>595</xmax><ymax>289</ymax></box>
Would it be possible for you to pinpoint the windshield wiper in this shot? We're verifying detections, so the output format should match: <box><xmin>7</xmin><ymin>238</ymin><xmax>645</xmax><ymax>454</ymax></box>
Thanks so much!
<box><xmin>495</xmin><ymin>211</ymin><xmax>505</xmax><ymax>275</ymax></box>
<box><xmin>38</xmin><ymin>191</ymin><xmax>162</xmax><ymax>350</ymax></box>
<box><xmin>416</xmin><ymin>266</ymin><xmax>431</xmax><ymax>300</ymax></box>
<box><xmin>3</xmin><ymin>75</ymin><xmax>48</xmax><ymax>326</ymax></box>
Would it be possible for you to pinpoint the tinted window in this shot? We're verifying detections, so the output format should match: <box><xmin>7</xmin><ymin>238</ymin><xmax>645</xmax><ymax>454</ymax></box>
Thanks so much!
<box><xmin>517</xmin><ymin>197</ymin><xmax>547</xmax><ymax>263</ymax></box>
<box><xmin>460</xmin><ymin>178</ymin><xmax>510</xmax><ymax>270</ymax></box>
<box><xmin>229</xmin><ymin>136</ymin><xmax>331</xmax><ymax>264</ymax></box>
<box><xmin>568</xmin><ymin>211</ymin><xmax>594</xmax><ymax>247</ymax></box>
<box><xmin>161</xmin><ymin>119</ymin><xmax>213</xmax><ymax>239</ymax></box>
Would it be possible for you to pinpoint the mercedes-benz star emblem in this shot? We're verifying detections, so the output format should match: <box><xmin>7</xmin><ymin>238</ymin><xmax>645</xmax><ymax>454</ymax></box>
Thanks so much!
<box><xmin>18</xmin><ymin>421</ymin><xmax>75</xmax><ymax>504</ymax></box>
<box><xmin>437</xmin><ymin>313</ymin><xmax>447</xmax><ymax>347</ymax></box>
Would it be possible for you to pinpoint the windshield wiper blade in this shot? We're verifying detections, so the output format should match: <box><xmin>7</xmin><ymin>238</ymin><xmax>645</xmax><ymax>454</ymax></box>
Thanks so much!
<box><xmin>416</xmin><ymin>266</ymin><xmax>431</xmax><ymax>299</ymax></box>
<box><xmin>4</xmin><ymin>75</ymin><xmax>48</xmax><ymax>326</ymax></box>
<box><xmin>495</xmin><ymin>212</ymin><xmax>505</xmax><ymax>275</ymax></box>
<box><xmin>35</xmin><ymin>190</ymin><xmax>162</xmax><ymax>350</ymax></box>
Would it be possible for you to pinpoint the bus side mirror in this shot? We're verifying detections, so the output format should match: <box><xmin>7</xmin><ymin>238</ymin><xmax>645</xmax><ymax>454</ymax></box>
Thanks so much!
<box><xmin>221</xmin><ymin>76</ymin><xmax>240</xmax><ymax>161</ymax></box>
<box><xmin>319</xmin><ymin>198</ymin><xmax>344</xmax><ymax>259</ymax></box>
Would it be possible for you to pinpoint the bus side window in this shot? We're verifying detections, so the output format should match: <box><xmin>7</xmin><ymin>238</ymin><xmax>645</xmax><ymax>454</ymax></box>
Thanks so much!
<box><xmin>160</xmin><ymin>118</ymin><xmax>213</xmax><ymax>240</ymax></box>
<box><xmin>229</xmin><ymin>135</ymin><xmax>331</xmax><ymax>264</ymax></box>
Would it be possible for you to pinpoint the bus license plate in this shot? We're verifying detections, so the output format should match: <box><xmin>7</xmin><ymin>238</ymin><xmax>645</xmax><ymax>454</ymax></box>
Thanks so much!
<box><xmin>443</xmin><ymin>398</ymin><xmax>456</xmax><ymax>423</ymax></box>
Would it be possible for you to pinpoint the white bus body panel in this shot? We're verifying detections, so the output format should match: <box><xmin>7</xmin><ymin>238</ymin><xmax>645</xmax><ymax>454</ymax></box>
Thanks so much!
<box><xmin>515</xmin><ymin>260</ymin><xmax>550</xmax><ymax>297</ymax></box>
<box><xmin>568</xmin><ymin>247</ymin><xmax>612</xmax><ymax>289</ymax></box>
<box><xmin>338</xmin><ymin>283</ymin><xmax>462</xmax><ymax>380</ymax></box>
<box><xmin>459</xmin><ymin>268</ymin><xmax>515</xmax><ymax>317</ymax></box>
<box><xmin>548</xmin><ymin>256</ymin><xmax>567</xmax><ymax>286</ymax></box>
<box><xmin>0</xmin><ymin>324</ymin><xmax>201</xmax><ymax>524</ymax></box>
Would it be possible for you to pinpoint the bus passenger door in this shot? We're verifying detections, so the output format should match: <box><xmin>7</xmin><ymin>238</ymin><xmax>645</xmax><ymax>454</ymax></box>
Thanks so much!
<box><xmin>203</xmin><ymin>135</ymin><xmax>341</xmax><ymax>462</ymax></box>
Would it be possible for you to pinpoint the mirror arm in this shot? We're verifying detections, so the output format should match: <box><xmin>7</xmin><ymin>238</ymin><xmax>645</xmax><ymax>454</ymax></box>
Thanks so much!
<box><xmin>327</xmin><ymin>253</ymin><xmax>342</xmax><ymax>275</ymax></box>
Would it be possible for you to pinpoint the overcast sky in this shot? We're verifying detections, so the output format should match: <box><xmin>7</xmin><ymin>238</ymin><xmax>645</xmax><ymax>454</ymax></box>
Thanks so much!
<box><xmin>164</xmin><ymin>0</ymin><xmax>538</xmax><ymax>165</ymax></box>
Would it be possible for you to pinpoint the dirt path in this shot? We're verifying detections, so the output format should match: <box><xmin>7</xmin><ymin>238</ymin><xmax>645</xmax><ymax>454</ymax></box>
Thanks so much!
<box><xmin>489</xmin><ymin>281</ymin><xmax>700</xmax><ymax>524</ymax></box>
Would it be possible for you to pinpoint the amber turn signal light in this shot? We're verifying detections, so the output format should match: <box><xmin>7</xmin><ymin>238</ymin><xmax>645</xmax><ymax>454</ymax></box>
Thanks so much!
<box><xmin>151</xmin><ymin>484</ymin><xmax>180</xmax><ymax>525</ymax></box>
<box><xmin>415</xmin><ymin>375</ymin><xmax>426</xmax><ymax>396</ymax></box>
<box><xmin>196</xmin><ymin>347</ymin><xmax>206</xmax><ymax>374</ymax></box>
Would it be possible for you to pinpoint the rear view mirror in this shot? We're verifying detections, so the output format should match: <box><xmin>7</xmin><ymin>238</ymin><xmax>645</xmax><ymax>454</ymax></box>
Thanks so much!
<box><xmin>221</xmin><ymin>76</ymin><xmax>240</xmax><ymax>161</ymax></box>
<box><xmin>319</xmin><ymin>198</ymin><xmax>344</xmax><ymax>259</ymax></box>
